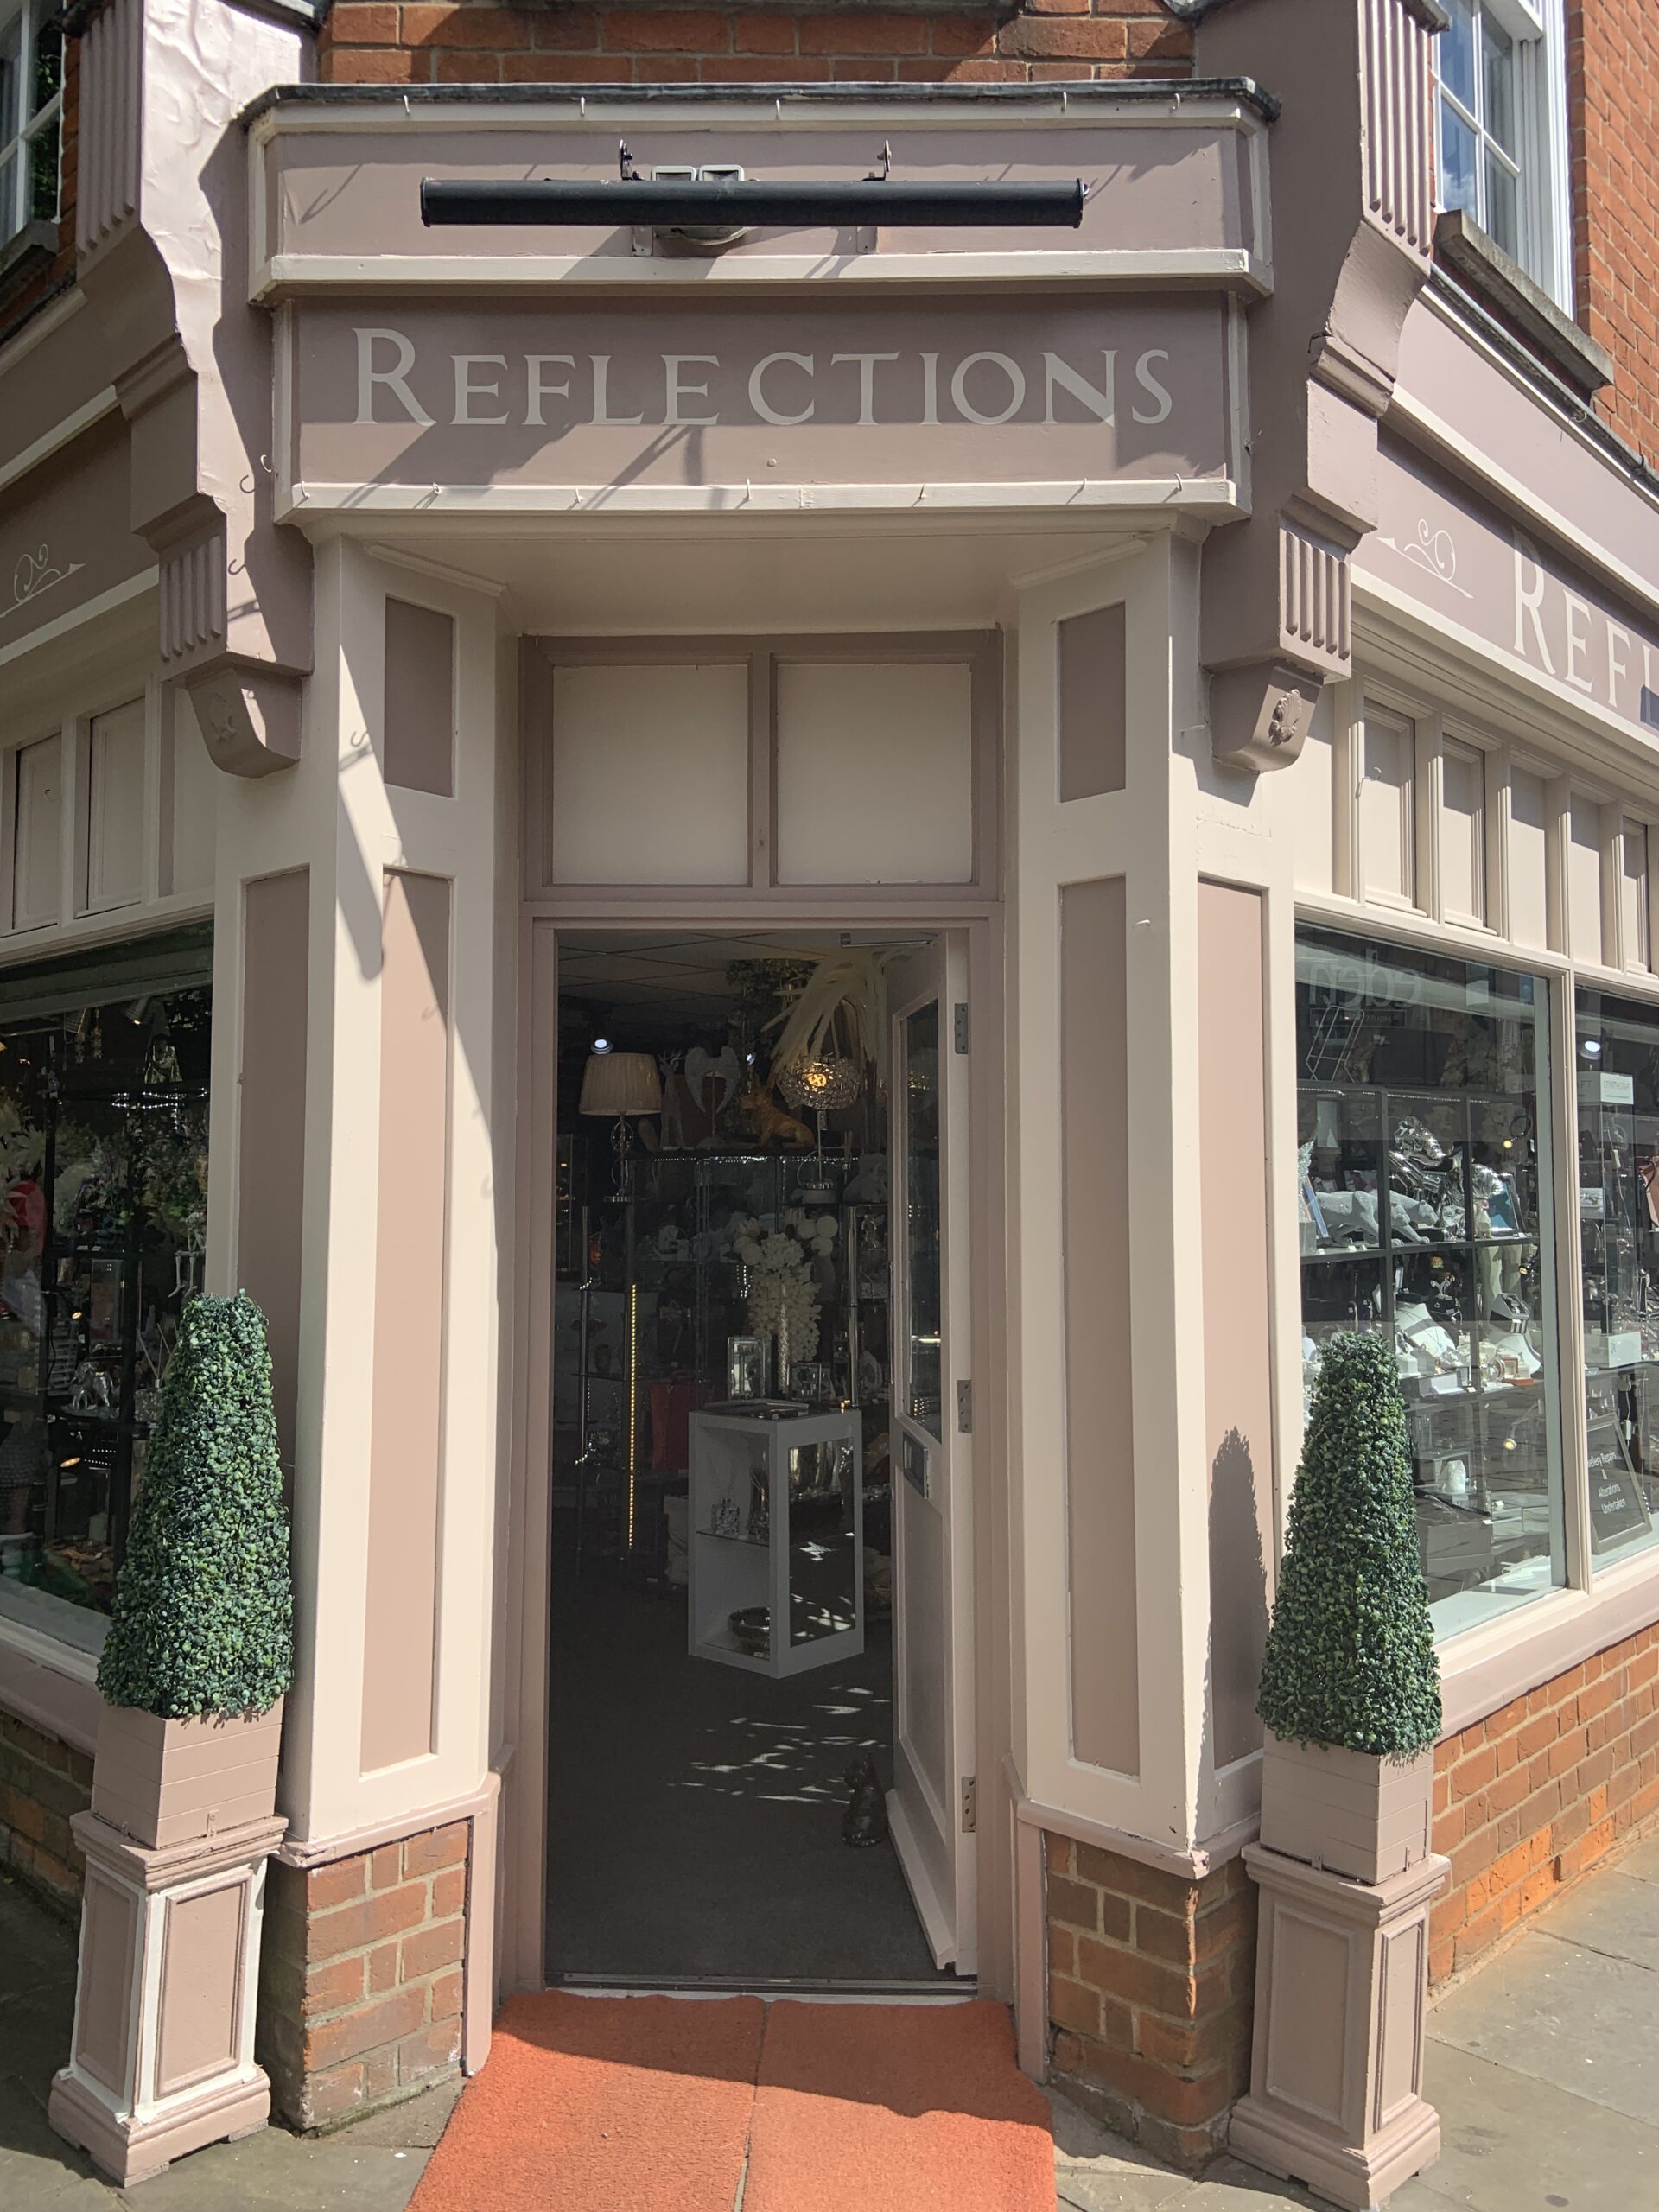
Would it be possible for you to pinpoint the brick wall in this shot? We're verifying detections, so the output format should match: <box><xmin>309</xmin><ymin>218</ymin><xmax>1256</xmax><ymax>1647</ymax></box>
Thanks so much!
<box><xmin>1044</xmin><ymin>1836</ymin><xmax>1256</xmax><ymax>2171</ymax></box>
<box><xmin>1430</xmin><ymin>1624</ymin><xmax>1659</xmax><ymax>1989</ymax></box>
<box><xmin>318</xmin><ymin>2</ymin><xmax>1194</xmax><ymax>87</ymax></box>
<box><xmin>0</xmin><ymin>1711</ymin><xmax>92</xmax><ymax>1922</ymax></box>
<box><xmin>1567</xmin><ymin>0</ymin><xmax>1659</xmax><ymax>467</ymax></box>
<box><xmin>258</xmin><ymin>1818</ymin><xmax>469</xmax><ymax>2131</ymax></box>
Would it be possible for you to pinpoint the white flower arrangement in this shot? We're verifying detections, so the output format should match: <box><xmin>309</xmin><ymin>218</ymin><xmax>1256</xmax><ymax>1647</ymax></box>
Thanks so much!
<box><xmin>730</xmin><ymin>1212</ymin><xmax>830</xmax><ymax>1361</ymax></box>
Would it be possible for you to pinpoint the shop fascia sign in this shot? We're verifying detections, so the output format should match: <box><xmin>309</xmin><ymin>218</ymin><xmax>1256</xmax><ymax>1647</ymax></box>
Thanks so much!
<box><xmin>350</xmin><ymin>325</ymin><xmax>1179</xmax><ymax>432</ymax></box>
<box><xmin>1362</xmin><ymin>439</ymin><xmax>1659</xmax><ymax>740</ymax></box>
<box><xmin>286</xmin><ymin>295</ymin><xmax>1233</xmax><ymax>507</ymax></box>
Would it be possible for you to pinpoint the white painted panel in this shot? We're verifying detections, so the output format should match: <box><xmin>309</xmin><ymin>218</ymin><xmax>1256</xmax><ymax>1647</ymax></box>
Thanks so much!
<box><xmin>1288</xmin><ymin>690</ymin><xmax>1335</xmax><ymax>896</ymax></box>
<box><xmin>550</xmin><ymin>663</ymin><xmax>750</xmax><ymax>886</ymax></box>
<box><xmin>776</xmin><ymin>662</ymin><xmax>974</xmax><ymax>885</ymax></box>
<box><xmin>169</xmin><ymin>693</ymin><xmax>218</xmax><ymax>898</ymax></box>
<box><xmin>1568</xmin><ymin>794</ymin><xmax>1604</xmax><ymax>964</ymax></box>
<box><xmin>1623</xmin><ymin>823</ymin><xmax>1650</xmax><ymax>972</ymax></box>
<box><xmin>1440</xmin><ymin>741</ymin><xmax>1485</xmax><ymax>925</ymax></box>
<box><xmin>86</xmin><ymin>698</ymin><xmax>146</xmax><ymax>913</ymax></box>
<box><xmin>1359</xmin><ymin>710</ymin><xmax>1414</xmax><ymax>906</ymax></box>
<box><xmin>1509</xmin><ymin>767</ymin><xmax>1549</xmax><ymax>951</ymax></box>
<box><xmin>13</xmin><ymin>736</ymin><xmax>61</xmax><ymax>931</ymax></box>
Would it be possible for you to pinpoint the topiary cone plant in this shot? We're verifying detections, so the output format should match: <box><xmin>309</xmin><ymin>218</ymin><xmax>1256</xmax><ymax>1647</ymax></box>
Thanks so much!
<box><xmin>52</xmin><ymin>1294</ymin><xmax>295</xmax><ymax>2185</ymax></box>
<box><xmin>92</xmin><ymin>1291</ymin><xmax>293</xmax><ymax>1848</ymax></box>
<box><xmin>1256</xmin><ymin>1327</ymin><xmax>1442</xmax><ymax>1884</ymax></box>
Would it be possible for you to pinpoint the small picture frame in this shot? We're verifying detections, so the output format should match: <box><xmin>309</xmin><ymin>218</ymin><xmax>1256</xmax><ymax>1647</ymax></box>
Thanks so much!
<box><xmin>727</xmin><ymin>1335</ymin><xmax>767</xmax><ymax>1400</ymax></box>
<box><xmin>791</xmin><ymin>1362</ymin><xmax>833</xmax><ymax>1404</ymax></box>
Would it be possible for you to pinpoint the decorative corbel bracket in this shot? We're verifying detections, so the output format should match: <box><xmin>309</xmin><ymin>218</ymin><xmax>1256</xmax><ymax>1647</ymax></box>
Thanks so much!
<box><xmin>1197</xmin><ymin>0</ymin><xmax>1441</xmax><ymax>773</ymax></box>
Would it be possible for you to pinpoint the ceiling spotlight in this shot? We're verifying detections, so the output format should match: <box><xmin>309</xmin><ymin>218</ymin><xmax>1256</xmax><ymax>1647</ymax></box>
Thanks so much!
<box><xmin>1581</xmin><ymin>1038</ymin><xmax>1603</xmax><ymax>1057</ymax></box>
<box><xmin>593</xmin><ymin>1037</ymin><xmax>613</xmax><ymax>1055</ymax></box>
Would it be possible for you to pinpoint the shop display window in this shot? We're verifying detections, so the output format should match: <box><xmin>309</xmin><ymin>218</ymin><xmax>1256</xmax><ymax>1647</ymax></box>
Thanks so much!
<box><xmin>1295</xmin><ymin>925</ymin><xmax>1565</xmax><ymax>1639</ymax></box>
<box><xmin>1573</xmin><ymin>989</ymin><xmax>1659</xmax><ymax>1567</ymax></box>
<box><xmin>0</xmin><ymin>931</ymin><xmax>212</xmax><ymax>1640</ymax></box>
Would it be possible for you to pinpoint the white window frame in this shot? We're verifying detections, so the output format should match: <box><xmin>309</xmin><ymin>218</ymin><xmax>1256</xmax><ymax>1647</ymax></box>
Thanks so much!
<box><xmin>1433</xmin><ymin>0</ymin><xmax>1573</xmax><ymax>312</ymax></box>
<box><xmin>0</xmin><ymin>0</ymin><xmax>63</xmax><ymax>249</ymax></box>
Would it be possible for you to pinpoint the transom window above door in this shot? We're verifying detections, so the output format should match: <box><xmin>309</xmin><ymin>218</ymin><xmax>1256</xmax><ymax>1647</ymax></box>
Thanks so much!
<box><xmin>1433</xmin><ymin>0</ymin><xmax>1572</xmax><ymax>306</ymax></box>
<box><xmin>525</xmin><ymin>634</ymin><xmax>997</xmax><ymax>903</ymax></box>
<box><xmin>0</xmin><ymin>0</ymin><xmax>62</xmax><ymax>251</ymax></box>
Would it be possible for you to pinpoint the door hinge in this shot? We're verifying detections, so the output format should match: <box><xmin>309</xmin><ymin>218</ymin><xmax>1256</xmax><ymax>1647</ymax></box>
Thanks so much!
<box><xmin>953</xmin><ymin>1001</ymin><xmax>969</xmax><ymax>1054</ymax></box>
<box><xmin>956</xmin><ymin>1379</ymin><xmax>973</xmax><ymax>1434</ymax></box>
<box><xmin>961</xmin><ymin>1777</ymin><xmax>977</xmax><ymax>1834</ymax></box>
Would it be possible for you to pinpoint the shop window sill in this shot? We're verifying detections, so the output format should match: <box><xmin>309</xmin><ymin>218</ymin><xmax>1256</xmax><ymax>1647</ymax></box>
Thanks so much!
<box><xmin>0</xmin><ymin>1578</ymin><xmax>109</xmax><ymax>1663</ymax></box>
<box><xmin>1433</xmin><ymin>209</ymin><xmax>1613</xmax><ymax>400</ymax></box>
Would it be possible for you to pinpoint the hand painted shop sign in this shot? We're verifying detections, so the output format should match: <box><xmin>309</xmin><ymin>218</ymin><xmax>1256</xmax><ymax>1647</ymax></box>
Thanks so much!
<box><xmin>1357</xmin><ymin>437</ymin><xmax>1659</xmax><ymax>740</ymax></box>
<box><xmin>281</xmin><ymin>295</ymin><xmax>1237</xmax><ymax>510</ymax></box>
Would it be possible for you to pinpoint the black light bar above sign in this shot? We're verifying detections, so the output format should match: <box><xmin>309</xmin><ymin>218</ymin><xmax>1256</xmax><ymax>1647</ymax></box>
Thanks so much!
<box><xmin>418</xmin><ymin>177</ymin><xmax>1087</xmax><ymax>229</ymax></box>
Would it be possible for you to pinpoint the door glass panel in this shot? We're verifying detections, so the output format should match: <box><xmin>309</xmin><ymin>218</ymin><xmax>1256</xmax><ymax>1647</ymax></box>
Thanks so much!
<box><xmin>901</xmin><ymin>1001</ymin><xmax>943</xmax><ymax>1440</ymax></box>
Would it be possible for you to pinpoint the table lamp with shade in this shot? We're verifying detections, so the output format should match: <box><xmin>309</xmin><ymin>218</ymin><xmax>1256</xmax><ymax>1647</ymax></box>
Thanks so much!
<box><xmin>579</xmin><ymin>1048</ymin><xmax>663</xmax><ymax>1197</ymax></box>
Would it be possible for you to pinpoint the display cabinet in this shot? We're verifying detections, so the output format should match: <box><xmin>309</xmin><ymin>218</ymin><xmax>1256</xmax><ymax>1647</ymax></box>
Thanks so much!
<box><xmin>686</xmin><ymin>1406</ymin><xmax>863</xmax><ymax>1675</ymax></box>
<box><xmin>1299</xmin><ymin>1075</ymin><xmax>1556</xmax><ymax>1606</ymax></box>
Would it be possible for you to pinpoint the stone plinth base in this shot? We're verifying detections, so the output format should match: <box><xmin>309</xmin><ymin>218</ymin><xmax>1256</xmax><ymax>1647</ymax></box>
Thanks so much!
<box><xmin>48</xmin><ymin>1808</ymin><xmax>286</xmax><ymax>2186</ymax></box>
<box><xmin>1230</xmin><ymin>1842</ymin><xmax>1447</xmax><ymax>2212</ymax></box>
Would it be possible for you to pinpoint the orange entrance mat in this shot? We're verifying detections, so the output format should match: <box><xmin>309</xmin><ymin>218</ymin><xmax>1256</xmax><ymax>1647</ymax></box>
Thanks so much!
<box><xmin>407</xmin><ymin>1993</ymin><xmax>1054</xmax><ymax>2212</ymax></box>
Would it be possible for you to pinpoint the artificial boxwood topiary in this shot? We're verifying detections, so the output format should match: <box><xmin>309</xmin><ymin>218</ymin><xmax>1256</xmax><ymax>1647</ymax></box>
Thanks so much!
<box><xmin>98</xmin><ymin>1291</ymin><xmax>293</xmax><ymax>1720</ymax></box>
<box><xmin>1257</xmin><ymin>1329</ymin><xmax>1441</xmax><ymax>1759</ymax></box>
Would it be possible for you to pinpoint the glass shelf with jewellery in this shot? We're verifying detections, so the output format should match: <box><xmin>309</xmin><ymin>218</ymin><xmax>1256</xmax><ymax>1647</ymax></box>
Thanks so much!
<box><xmin>1299</xmin><ymin>1077</ymin><xmax>1553</xmax><ymax>1600</ymax></box>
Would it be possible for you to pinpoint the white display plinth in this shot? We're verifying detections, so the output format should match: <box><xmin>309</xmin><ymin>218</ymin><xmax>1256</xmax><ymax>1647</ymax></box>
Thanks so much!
<box><xmin>688</xmin><ymin>1407</ymin><xmax>863</xmax><ymax>1677</ymax></box>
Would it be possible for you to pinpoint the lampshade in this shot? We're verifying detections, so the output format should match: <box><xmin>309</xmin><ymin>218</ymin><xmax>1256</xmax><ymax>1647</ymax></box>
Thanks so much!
<box><xmin>579</xmin><ymin>1052</ymin><xmax>662</xmax><ymax>1118</ymax></box>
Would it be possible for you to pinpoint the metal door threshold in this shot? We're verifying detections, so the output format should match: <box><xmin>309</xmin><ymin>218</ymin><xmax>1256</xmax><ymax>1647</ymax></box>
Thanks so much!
<box><xmin>551</xmin><ymin>1973</ymin><xmax>978</xmax><ymax>2002</ymax></box>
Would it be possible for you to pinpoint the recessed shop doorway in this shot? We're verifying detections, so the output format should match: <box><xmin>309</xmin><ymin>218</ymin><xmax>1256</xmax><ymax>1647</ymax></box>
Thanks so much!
<box><xmin>542</xmin><ymin>927</ymin><xmax>976</xmax><ymax>1990</ymax></box>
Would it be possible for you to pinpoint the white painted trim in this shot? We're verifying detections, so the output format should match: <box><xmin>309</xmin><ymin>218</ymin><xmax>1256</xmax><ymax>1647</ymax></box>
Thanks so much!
<box><xmin>0</xmin><ymin>569</ymin><xmax>158</xmax><ymax>675</ymax></box>
<box><xmin>364</xmin><ymin>543</ymin><xmax>509</xmax><ymax>599</ymax></box>
<box><xmin>0</xmin><ymin>388</ymin><xmax>120</xmax><ymax>500</ymax></box>
<box><xmin>283</xmin><ymin>480</ymin><xmax>1240</xmax><ymax>522</ymax></box>
<box><xmin>251</xmin><ymin>94</ymin><xmax>1265</xmax><ymax>143</ymax></box>
<box><xmin>0</xmin><ymin>1611</ymin><xmax>101</xmax><ymax>1687</ymax></box>
<box><xmin>887</xmin><ymin>1789</ymin><xmax>957</xmax><ymax>1970</ymax></box>
<box><xmin>254</xmin><ymin>248</ymin><xmax>1269</xmax><ymax>303</ymax></box>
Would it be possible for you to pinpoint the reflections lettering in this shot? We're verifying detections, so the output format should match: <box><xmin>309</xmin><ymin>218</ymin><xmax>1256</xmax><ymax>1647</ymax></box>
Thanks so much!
<box><xmin>349</xmin><ymin>327</ymin><xmax>1183</xmax><ymax>435</ymax></box>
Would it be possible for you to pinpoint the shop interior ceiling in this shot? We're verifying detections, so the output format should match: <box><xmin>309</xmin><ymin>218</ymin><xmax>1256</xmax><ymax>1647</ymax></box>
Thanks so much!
<box><xmin>557</xmin><ymin>931</ymin><xmax>927</xmax><ymax>1048</ymax></box>
<box><xmin>365</xmin><ymin>523</ymin><xmax>1138</xmax><ymax>633</ymax></box>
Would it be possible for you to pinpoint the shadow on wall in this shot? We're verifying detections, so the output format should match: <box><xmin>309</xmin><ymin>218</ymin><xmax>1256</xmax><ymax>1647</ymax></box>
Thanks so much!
<box><xmin>1205</xmin><ymin>1425</ymin><xmax>1271</xmax><ymax>1780</ymax></box>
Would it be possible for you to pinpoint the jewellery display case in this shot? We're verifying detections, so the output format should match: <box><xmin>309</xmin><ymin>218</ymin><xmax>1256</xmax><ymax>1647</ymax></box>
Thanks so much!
<box><xmin>1296</xmin><ymin>928</ymin><xmax>1563</xmax><ymax>1624</ymax></box>
<box><xmin>686</xmin><ymin>1406</ymin><xmax>863</xmax><ymax>1675</ymax></box>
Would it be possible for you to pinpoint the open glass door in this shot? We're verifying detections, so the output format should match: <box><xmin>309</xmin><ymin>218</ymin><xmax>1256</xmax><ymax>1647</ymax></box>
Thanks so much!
<box><xmin>887</xmin><ymin>937</ymin><xmax>976</xmax><ymax>1973</ymax></box>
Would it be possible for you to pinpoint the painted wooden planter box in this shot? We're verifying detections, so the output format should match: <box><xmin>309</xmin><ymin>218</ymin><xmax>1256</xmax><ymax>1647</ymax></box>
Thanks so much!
<box><xmin>1256</xmin><ymin>1729</ymin><xmax>1434</xmax><ymax>1886</ymax></box>
<box><xmin>91</xmin><ymin>1700</ymin><xmax>284</xmax><ymax>1849</ymax></box>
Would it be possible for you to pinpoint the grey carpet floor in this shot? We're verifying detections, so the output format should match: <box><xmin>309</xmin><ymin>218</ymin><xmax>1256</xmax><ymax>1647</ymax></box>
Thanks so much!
<box><xmin>543</xmin><ymin>1569</ymin><xmax>953</xmax><ymax>1985</ymax></box>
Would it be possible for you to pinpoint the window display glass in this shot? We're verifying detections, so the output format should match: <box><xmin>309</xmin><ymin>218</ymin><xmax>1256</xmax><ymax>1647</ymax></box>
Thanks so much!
<box><xmin>1574</xmin><ymin>988</ymin><xmax>1659</xmax><ymax>1565</ymax></box>
<box><xmin>0</xmin><ymin>931</ymin><xmax>212</xmax><ymax>1635</ymax></box>
<box><xmin>1295</xmin><ymin>925</ymin><xmax>1564</xmax><ymax>1638</ymax></box>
